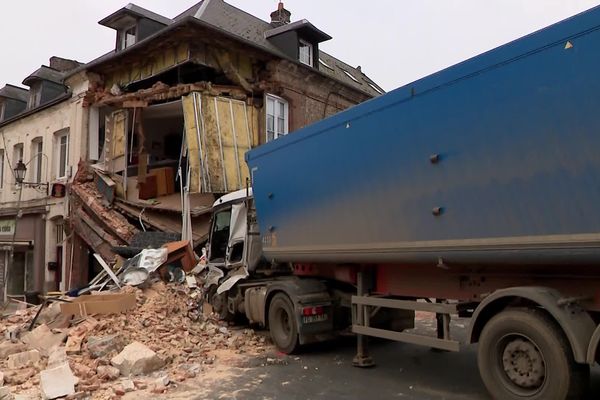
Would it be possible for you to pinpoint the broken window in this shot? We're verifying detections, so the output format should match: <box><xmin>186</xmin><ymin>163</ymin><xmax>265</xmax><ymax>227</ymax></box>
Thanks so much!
<box><xmin>299</xmin><ymin>39</ymin><xmax>313</xmax><ymax>67</ymax></box>
<box><xmin>210</xmin><ymin>209</ymin><xmax>232</xmax><ymax>263</ymax></box>
<box><xmin>266</xmin><ymin>94</ymin><xmax>288</xmax><ymax>142</ymax></box>
<box><xmin>55</xmin><ymin>129</ymin><xmax>69</xmax><ymax>179</ymax></box>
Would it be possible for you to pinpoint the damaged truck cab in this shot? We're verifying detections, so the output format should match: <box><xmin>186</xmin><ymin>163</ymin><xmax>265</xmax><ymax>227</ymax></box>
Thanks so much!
<box><xmin>205</xmin><ymin>188</ymin><xmax>339</xmax><ymax>352</ymax></box>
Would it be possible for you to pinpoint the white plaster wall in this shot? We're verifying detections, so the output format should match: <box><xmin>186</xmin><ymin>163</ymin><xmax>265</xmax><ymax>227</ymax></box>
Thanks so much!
<box><xmin>0</xmin><ymin>95</ymin><xmax>87</xmax><ymax>291</ymax></box>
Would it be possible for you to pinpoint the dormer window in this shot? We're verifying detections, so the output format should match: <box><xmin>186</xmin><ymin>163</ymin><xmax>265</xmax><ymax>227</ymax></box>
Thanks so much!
<box><xmin>99</xmin><ymin>4</ymin><xmax>172</xmax><ymax>52</ymax></box>
<box><xmin>299</xmin><ymin>39</ymin><xmax>313</xmax><ymax>67</ymax></box>
<box><xmin>119</xmin><ymin>26</ymin><xmax>137</xmax><ymax>50</ymax></box>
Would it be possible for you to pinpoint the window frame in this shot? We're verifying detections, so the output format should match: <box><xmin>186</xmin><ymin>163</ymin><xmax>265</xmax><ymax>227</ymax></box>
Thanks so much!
<box><xmin>299</xmin><ymin>39</ymin><xmax>313</xmax><ymax>67</ymax></box>
<box><xmin>265</xmin><ymin>94</ymin><xmax>289</xmax><ymax>142</ymax></box>
<box><xmin>31</xmin><ymin>138</ymin><xmax>43</xmax><ymax>183</ymax></box>
<box><xmin>118</xmin><ymin>25</ymin><xmax>137</xmax><ymax>50</ymax></box>
<box><xmin>0</xmin><ymin>149</ymin><xmax>4</xmax><ymax>189</ymax></box>
<box><xmin>55</xmin><ymin>130</ymin><xmax>69</xmax><ymax>180</ymax></box>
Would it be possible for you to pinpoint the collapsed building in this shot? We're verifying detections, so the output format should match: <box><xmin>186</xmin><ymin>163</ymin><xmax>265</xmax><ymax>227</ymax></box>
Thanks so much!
<box><xmin>1</xmin><ymin>0</ymin><xmax>384</xmax><ymax>300</ymax></box>
<box><xmin>65</xmin><ymin>0</ymin><xmax>383</xmax><ymax>289</ymax></box>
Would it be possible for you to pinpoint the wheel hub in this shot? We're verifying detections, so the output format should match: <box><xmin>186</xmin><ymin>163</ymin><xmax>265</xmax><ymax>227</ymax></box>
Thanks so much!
<box><xmin>502</xmin><ymin>338</ymin><xmax>545</xmax><ymax>389</ymax></box>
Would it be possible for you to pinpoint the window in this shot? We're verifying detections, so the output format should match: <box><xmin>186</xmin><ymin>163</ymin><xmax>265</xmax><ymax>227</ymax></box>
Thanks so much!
<box><xmin>299</xmin><ymin>39</ymin><xmax>313</xmax><ymax>67</ymax></box>
<box><xmin>55</xmin><ymin>130</ymin><xmax>69</xmax><ymax>179</ymax></box>
<box><xmin>0</xmin><ymin>149</ymin><xmax>4</xmax><ymax>189</ymax></box>
<box><xmin>266</xmin><ymin>94</ymin><xmax>288</xmax><ymax>142</ymax></box>
<box><xmin>27</xmin><ymin>82</ymin><xmax>42</xmax><ymax>109</ymax></box>
<box><xmin>31</xmin><ymin>138</ymin><xmax>43</xmax><ymax>183</ymax></box>
<box><xmin>119</xmin><ymin>26</ymin><xmax>136</xmax><ymax>50</ymax></box>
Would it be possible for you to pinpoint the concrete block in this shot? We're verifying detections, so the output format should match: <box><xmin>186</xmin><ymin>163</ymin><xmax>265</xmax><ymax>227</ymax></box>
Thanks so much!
<box><xmin>86</xmin><ymin>334</ymin><xmax>125</xmax><ymax>358</ymax></box>
<box><xmin>0</xmin><ymin>343</ymin><xmax>27</xmax><ymax>359</ymax></box>
<box><xmin>21</xmin><ymin>325</ymin><xmax>66</xmax><ymax>357</ymax></box>
<box><xmin>47</xmin><ymin>347</ymin><xmax>67</xmax><ymax>369</ymax></box>
<box><xmin>0</xmin><ymin>386</ymin><xmax>13</xmax><ymax>400</ymax></box>
<box><xmin>7</xmin><ymin>350</ymin><xmax>40</xmax><ymax>369</ymax></box>
<box><xmin>111</xmin><ymin>342</ymin><xmax>164</xmax><ymax>376</ymax></box>
<box><xmin>40</xmin><ymin>363</ymin><xmax>78</xmax><ymax>400</ymax></box>
<box><xmin>96</xmin><ymin>365</ymin><xmax>120</xmax><ymax>381</ymax></box>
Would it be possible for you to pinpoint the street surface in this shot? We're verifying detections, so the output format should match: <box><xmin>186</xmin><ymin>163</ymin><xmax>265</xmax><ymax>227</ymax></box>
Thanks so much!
<box><xmin>188</xmin><ymin>316</ymin><xmax>600</xmax><ymax>400</ymax></box>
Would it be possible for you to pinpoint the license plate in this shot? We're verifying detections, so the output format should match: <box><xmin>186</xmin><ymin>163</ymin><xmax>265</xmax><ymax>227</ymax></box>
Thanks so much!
<box><xmin>302</xmin><ymin>314</ymin><xmax>328</xmax><ymax>324</ymax></box>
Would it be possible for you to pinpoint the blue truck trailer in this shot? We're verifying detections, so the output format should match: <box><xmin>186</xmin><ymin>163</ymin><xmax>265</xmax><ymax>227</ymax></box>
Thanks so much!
<box><xmin>204</xmin><ymin>7</ymin><xmax>600</xmax><ymax>400</ymax></box>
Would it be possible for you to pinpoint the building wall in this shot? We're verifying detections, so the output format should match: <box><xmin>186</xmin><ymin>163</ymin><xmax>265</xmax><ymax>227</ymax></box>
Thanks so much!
<box><xmin>0</xmin><ymin>94</ymin><xmax>85</xmax><ymax>295</ymax></box>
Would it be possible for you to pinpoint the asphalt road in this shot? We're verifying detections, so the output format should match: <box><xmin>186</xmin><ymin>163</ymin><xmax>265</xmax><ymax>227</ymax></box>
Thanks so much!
<box><xmin>199</xmin><ymin>319</ymin><xmax>600</xmax><ymax>400</ymax></box>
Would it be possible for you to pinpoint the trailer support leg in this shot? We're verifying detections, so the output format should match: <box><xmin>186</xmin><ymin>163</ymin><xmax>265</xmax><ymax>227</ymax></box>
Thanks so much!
<box><xmin>353</xmin><ymin>271</ymin><xmax>375</xmax><ymax>368</ymax></box>
<box><xmin>433</xmin><ymin>299</ymin><xmax>451</xmax><ymax>352</ymax></box>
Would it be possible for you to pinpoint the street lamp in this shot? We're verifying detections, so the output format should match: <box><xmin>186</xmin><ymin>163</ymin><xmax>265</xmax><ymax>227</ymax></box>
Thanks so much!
<box><xmin>14</xmin><ymin>160</ymin><xmax>27</xmax><ymax>184</ymax></box>
<box><xmin>13</xmin><ymin>159</ymin><xmax>50</xmax><ymax>190</ymax></box>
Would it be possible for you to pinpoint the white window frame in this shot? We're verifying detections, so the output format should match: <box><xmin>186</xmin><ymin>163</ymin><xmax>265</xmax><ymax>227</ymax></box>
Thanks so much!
<box><xmin>299</xmin><ymin>39</ymin><xmax>313</xmax><ymax>67</ymax></box>
<box><xmin>265</xmin><ymin>94</ymin><xmax>289</xmax><ymax>142</ymax></box>
<box><xmin>119</xmin><ymin>26</ymin><xmax>136</xmax><ymax>50</ymax></box>
<box><xmin>31</xmin><ymin>138</ymin><xmax>43</xmax><ymax>183</ymax></box>
<box><xmin>0</xmin><ymin>149</ymin><xmax>4</xmax><ymax>189</ymax></box>
<box><xmin>55</xmin><ymin>130</ymin><xmax>69</xmax><ymax>180</ymax></box>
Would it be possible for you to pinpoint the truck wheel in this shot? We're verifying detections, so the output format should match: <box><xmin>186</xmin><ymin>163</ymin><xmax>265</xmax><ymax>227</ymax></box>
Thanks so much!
<box><xmin>477</xmin><ymin>308</ymin><xmax>589</xmax><ymax>400</ymax></box>
<box><xmin>268</xmin><ymin>293</ymin><xmax>299</xmax><ymax>354</ymax></box>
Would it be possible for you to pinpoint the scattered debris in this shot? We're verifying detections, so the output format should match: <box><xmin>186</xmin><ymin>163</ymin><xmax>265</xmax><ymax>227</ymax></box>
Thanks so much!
<box><xmin>0</xmin><ymin>267</ymin><xmax>271</xmax><ymax>399</ymax></box>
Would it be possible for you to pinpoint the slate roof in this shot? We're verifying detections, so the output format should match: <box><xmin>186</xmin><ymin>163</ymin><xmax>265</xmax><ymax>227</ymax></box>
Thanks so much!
<box><xmin>0</xmin><ymin>84</ymin><xmax>29</xmax><ymax>102</ymax></box>
<box><xmin>174</xmin><ymin>0</ymin><xmax>383</xmax><ymax>95</ymax></box>
<box><xmin>78</xmin><ymin>0</ymin><xmax>383</xmax><ymax>96</ymax></box>
<box><xmin>22</xmin><ymin>66</ymin><xmax>64</xmax><ymax>86</ymax></box>
<box><xmin>100</xmin><ymin>3</ymin><xmax>173</xmax><ymax>28</ymax></box>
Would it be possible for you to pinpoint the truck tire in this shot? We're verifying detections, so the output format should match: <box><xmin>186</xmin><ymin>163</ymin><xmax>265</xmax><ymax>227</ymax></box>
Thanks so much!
<box><xmin>268</xmin><ymin>293</ymin><xmax>299</xmax><ymax>354</ymax></box>
<box><xmin>477</xmin><ymin>308</ymin><xmax>589</xmax><ymax>400</ymax></box>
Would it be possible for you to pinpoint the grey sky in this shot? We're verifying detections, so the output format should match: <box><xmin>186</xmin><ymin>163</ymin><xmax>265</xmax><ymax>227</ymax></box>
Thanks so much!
<box><xmin>1</xmin><ymin>0</ymin><xmax>599</xmax><ymax>91</ymax></box>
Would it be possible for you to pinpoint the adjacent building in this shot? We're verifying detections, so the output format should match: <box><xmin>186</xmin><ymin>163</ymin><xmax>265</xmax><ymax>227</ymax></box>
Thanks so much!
<box><xmin>0</xmin><ymin>57</ymin><xmax>83</xmax><ymax>300</ymax></box>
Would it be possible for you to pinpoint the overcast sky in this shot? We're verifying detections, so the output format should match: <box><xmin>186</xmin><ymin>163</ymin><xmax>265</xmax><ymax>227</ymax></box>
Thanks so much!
<box><xmin>1</xmin><ymin>0</ymin><xmax>599</xmax><ymax>91</ymax></box>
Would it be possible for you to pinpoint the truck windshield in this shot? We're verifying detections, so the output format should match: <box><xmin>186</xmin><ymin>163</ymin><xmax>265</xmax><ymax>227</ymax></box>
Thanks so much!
<box><xmin>210</xmin><ymin>209</ymin><xmax>231</xmax><ymax>262</ymax></box>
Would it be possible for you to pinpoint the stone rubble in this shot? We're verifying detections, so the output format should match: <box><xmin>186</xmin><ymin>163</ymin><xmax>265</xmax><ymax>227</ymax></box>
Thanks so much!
<box><xmin>39</xmin><ymin>362</ymin><xmax>78</xmax><ymax>399</ymax></box>
<box><xmin>6</xmin><ymin>351</ymin><xmax>40</xmax><ymax>370</ymax></box>
<box><xmin>0</xmin><ymin>280</ymin><xmax>271</xmax><ymax>399</ymax></box>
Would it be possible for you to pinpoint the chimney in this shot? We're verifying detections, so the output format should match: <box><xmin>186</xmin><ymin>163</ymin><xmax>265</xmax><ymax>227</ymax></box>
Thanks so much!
<box><xmin>49</xmin><ymin>56</ymin><xmax>82</xmax><ymax>73</ymax></box>
<box><xmin>270</xmin><ymin>2</ymin><xmax>291</xmax><ymax>27</ymax></box>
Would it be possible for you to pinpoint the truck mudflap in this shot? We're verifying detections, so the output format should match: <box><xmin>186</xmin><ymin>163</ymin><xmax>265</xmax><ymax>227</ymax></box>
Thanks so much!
<box><xmin>263</xmin><ymin>277</ymin><xmax>336</xmax><ymax>346</ymax></box>
<box><xmin>295</xmin><ymin>296</ymin><xmax>335</xmax><ymax>346</ymax></box>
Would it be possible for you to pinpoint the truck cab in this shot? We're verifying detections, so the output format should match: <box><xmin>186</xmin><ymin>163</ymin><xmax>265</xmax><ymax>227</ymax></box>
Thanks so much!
<box><xmin>205</xmin><ymin>188</ymin><xmax>336</xmax><ymax>352</ymax></box>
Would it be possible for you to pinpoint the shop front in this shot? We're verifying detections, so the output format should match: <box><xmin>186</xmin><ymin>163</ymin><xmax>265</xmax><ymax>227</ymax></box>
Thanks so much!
<box><xmin>0</xmin><ymin>212</ymin><xmax>46</xmax><ymax>301</ymax></box>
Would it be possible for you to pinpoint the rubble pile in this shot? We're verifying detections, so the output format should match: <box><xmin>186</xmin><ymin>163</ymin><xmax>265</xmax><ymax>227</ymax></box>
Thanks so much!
<box><xmin>0</xmin><ymin>281</ymin><xmax>270</xmax><ymax>399</ymax></box>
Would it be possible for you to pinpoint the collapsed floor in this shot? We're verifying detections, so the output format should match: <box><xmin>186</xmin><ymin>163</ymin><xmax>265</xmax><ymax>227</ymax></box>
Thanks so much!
<box><xmin>0</xmin><ymin>280</ymin><xmax>272</xmax><ymax>400</ymax></box>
